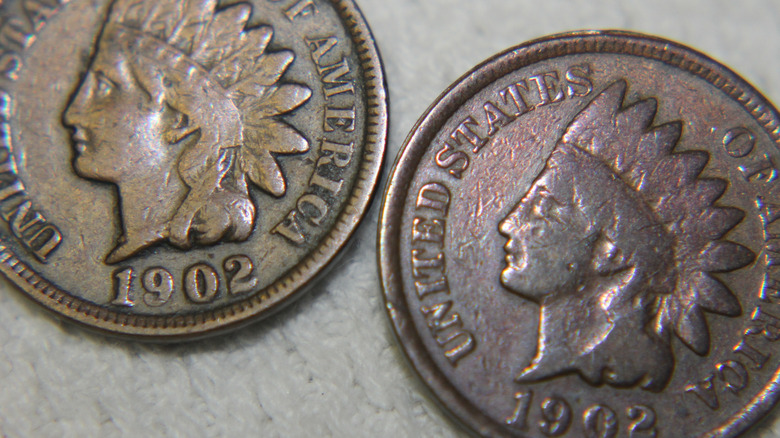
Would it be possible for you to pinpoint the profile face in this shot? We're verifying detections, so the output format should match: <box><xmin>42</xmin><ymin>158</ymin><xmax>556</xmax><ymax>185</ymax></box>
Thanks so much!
<box><xmin>59</xmin><ymin>0</ymin><xmax>315</xmax><ymax>264</ymax></box>
<box><xmin>491</xmin><ymin>81</ymin><xmax>757</xmax><ymax>392</ymax></box>
<box><xmin>64</xmin><ymin>32</ymin><xmax>170</xmax><ymax>183</ymax></box>
<box><xmin>498</xmin><ymin>164</ymin><xmax>591</xmax><ymax>303</ymax></box>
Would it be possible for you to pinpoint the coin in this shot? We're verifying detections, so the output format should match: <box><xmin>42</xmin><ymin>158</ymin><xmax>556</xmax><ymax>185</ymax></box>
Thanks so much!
<box><xmin>379</xmin><ymin>30</ymin><xmax>780</xmax><ymax>437</ymax></box>
<box><xmin>0</xmin><ymin>0</ymin><xmax>386</xmax><ymax>339</ymax></box>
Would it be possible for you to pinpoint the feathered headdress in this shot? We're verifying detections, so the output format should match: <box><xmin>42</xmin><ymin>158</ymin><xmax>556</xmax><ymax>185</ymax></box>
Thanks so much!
<box><xmin>102</xmin><ymin>0</ymin><xmax>311</xmax><ymax>243</ymax></box>
<box><xmin>560</xmin><ymin>80</ymin><xmax>755</xmax><ymax>355</ymax></box>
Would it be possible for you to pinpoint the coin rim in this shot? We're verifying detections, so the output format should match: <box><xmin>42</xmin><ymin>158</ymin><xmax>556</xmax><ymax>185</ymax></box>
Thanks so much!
<box><xmin>378</xmin><ymin>30</ymin><xmax>780</xmax><ymax>437</ymax></box>
<box><xmin>0</xmin><ymin>0</ymin><xmax>388</xmax><ymax>340</ymax></box>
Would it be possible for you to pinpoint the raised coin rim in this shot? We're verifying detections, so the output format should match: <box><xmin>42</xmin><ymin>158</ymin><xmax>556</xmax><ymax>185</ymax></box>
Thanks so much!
<box><xmin>378</xmin><ymin>30</ymin><xmax>780</xmax><ymax>437</ymax></box>
<box><xmin>0</xmin><ymin>0</ymin><xmax>388</xmax><ymax>340</ymax></box>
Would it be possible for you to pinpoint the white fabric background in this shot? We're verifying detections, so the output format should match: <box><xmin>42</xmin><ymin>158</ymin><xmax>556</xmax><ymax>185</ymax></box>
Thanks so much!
<box><xmin>2</xmin><ymin>0</ymin><xmax>780</xmax><ymax>436</ymax></box>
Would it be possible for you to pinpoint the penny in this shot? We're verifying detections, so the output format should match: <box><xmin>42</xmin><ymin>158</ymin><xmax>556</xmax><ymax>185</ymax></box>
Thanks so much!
<box><xmin>0</xmin><ymin>0</ymin><xmax>386</xmax><ymax>339</ymax></box>
<box><xmin>379</xmin><ymin>31</ymin><xmax>780</xmax><ymax>437</ymax></box>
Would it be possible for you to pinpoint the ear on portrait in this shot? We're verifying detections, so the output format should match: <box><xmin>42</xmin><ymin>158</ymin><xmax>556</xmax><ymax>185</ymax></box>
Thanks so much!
<box><xmin>162</xmin><ymin>106</ymin><xmax>199</xmax><ymax>145</ymax></box>
<box><xmin>591</xmin><ymin>232</ymin><xmax>631</xmax><ymax>277</ymax></box>
<box><xmin>125</xmin><ymin>56</ymin><xmax>199</xmax><ymax>146</ymax></box>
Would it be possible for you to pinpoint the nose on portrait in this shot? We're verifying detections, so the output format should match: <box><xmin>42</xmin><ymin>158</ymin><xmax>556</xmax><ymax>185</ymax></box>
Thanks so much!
<box><xmin>63</xmin><ymin>84</ymin><xmax>90</xmax><ymax>127</ymax></box>
<box><xmin>498</xmin><ymin>218</ymin><xmax>514</xmax><ymax>237</ymax></box>
<box><xmin>499</xmin><ymin>209</ymin><xmax>524</xmax><ymax>236</ymax></box>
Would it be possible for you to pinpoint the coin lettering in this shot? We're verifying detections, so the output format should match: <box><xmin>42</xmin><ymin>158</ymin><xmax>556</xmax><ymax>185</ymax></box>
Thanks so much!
<box><xmin>271</xmin><ymin>32</ymin><xmax>358</xmax><ymax>245</ymax></box>
<box><xmin>435</xmin><ymin>63</ymin><xmax>595</xmax><ymax>180</ymax></box>
<box><xmin>0</xmin><ymin>0</ymin><xmax>66</xmax><ymax>80</ymax></box>
<box><xmin>111</xmin><ymin>267</ymin><xmax>134</xmax><ymax>306</ymax></box>
<box><xmin>539</xmin><ymin>396</ymin><xmax>571</xmax><ymax>436</ymax></box>
<box><xmin>582</xmin><ymin>404</ymin><xmax>617</xmax><ymax>438</ymax></box>
<box><xmin>142</xmin><ymin>267</ymin><xmax>174</xmax><ymax>307</ymax></box>
<box><xmin>184</xmin><ymin>263</ymin><xmax>219</xmax><ymax>304</ymax></box>
<box><xmin>723</xmin><ymin>127</ymin><xmax>757</xmax><ymax>158</ymax></box>
<box><xmin>507</xmin><ymin>389</ymin><xmax>659</xmax><ymax>438</ymax></box>
<box><xmin>506</xmin><ymin>389</ymin><xmax>533</xmax><ymax>429</ymax></box>
<box><xmin>0</xmin><ymin>93</ymin><xmax>63</xmax><ymax>262</ymax></box>
<box><xmin>278</xmin><ymin>0</ymin><xmax>317</xmax><ymax>22</ymax></box>
<box><xmin>411</xmin><ymin>181</ymin><xmax>477</xmax><ymax>366</ymax></box>
<box><xmin>223</xmin><ymin>255</ymin><xmax>258</xmax><ymax>295</ymax></box>
<box><xmin>626</xmin><ymin>405</ymin><xmax>657</xmax><ymax>438</ymax></box>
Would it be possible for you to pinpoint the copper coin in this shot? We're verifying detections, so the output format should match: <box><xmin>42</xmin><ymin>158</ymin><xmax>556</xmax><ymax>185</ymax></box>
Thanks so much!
<box><xmin>379</xmin><ymin>31</ymin><xmax>780</xmax><ymax>437</ymax></box>
<box><xmin>0</xmin><ymin>0</ymin><xmax>386</xmax><ymax>339</ymax></box>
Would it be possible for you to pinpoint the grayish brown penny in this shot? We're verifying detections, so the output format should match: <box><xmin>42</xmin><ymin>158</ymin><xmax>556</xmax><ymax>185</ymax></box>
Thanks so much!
<box><xmin>379</xmin><ymin>31</ymin><xmax>780</xmax><ymax>437</ymax></box>
<box><xmin>0</xmin><ymin>0</ymin><xmax>386</xmax><ymax>339</ymax></box>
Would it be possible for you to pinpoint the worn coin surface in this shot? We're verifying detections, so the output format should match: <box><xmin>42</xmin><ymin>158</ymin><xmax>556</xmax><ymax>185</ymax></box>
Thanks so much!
<box><xmin>379</xmin><ymin>31</ymin><xmax>780</xmax><ymax>437</ymax></box>
<box><xmin>0</xmin><ymin>0</ymin><xmax>385</xmax><ymax>339</ymax></box>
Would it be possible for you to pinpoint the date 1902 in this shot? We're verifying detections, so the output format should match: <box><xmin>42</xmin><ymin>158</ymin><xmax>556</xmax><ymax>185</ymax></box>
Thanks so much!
<box><xmin>507</xmin><ymin>390</ymin><xmax>657</xmax><ymax>438</ymax></box>
<box><xmin>110</xmin><ymin>254</ymin><xmax>258</xmax><ymax>307</ymax></box>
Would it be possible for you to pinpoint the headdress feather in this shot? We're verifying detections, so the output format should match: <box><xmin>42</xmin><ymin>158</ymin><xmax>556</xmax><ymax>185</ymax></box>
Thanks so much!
<box><xmin>108</xmin><ymin>0</ymin><xmax>311</xmax><ymax>201</ymax></box>
<box><xmin>562</xmin><ymin>80</ymin><xmax>755</xmax><ymax>355</ymax></box>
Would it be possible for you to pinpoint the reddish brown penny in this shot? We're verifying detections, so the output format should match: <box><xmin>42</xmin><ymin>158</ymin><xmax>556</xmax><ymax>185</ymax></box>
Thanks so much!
<box><xmin>0</xmin><ymin>0</ymin><xmax>386</xmax><ymax>339</ymax></box>
<box><xmin>380</xmin><ymin>31</ymin><xmax>780</xmax><ymax>437</ymax></box>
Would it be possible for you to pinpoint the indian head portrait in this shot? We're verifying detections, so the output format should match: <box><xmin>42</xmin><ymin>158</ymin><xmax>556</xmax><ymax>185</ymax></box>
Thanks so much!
<box><xmin>498</xmin><ymin>80</ymin><xmax>756</xmax><ymax>391</ymax></box>
<box><xmin>63</xmin><ymin>0</ymin><xmax>311</xmax><ymax>264</ymax></box>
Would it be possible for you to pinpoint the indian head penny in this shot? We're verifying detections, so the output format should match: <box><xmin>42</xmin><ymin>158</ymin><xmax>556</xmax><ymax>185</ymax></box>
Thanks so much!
<box><xmin>379</xmin><ymin>31</ymin><xmax>780</xmax><ymax>437</ymax></box>
<box><xmin>0</xmin><ymin>0</ymin><xmax>386</xmax><ymax>338</ymax></box>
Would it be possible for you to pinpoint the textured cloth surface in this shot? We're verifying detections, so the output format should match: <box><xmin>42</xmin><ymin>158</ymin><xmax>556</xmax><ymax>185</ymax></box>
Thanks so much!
<box><xmin>2</xmin><ymin>0</ymin><xmax>780</xmax><ymax>437</ymax></box>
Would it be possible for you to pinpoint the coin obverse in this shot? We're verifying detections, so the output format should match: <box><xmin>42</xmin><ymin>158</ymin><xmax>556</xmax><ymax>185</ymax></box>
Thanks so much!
<box><xmin>0</xmin><ymin>0</ymin><xmax>386</xmax><ymax>338</ymax></box>
<box><xmin>379</xmin><ymin>31</ymin><xmax>780</xmax><ymax>437</ymax></box>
